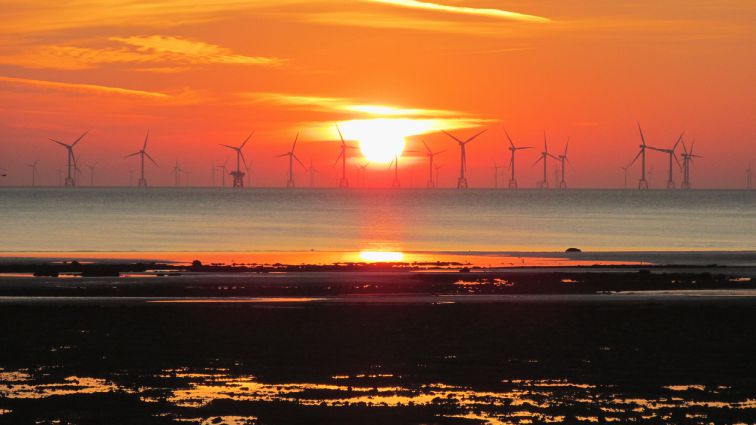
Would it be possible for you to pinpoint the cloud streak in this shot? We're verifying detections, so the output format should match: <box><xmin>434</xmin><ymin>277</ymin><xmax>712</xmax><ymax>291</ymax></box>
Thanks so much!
<box><xmin>0</xmin><ymin>36</ymin><xmax>284</xmax><ymax>70</ymax></box>
<box><xmin>0</xmin><ymin>76</ymin><xmax>170</xmax><ymax>98</ymax></box>
<box><xmin>367</xmin><ymin>0</ymin><xmax>549</xmax><ymax>23</ymax></box>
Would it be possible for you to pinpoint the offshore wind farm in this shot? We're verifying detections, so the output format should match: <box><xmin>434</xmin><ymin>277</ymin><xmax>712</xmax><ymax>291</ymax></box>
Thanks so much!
<box><xmin>0</xmin><ymin>1</ymin><xmax>755</xmax><ymax>424</ymax></box>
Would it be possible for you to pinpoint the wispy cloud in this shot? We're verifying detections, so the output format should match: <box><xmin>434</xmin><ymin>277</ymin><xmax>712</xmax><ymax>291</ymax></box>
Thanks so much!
<box><xmin>0</xmin><ymin>76</ymin><xmax>170</xmax><ymax>99</ymax></box>
<box><xmin>367</xmin><ymin>0</ymin><xmax>549</xmax><ymax>23</ymax></box>
<box><xmin>242</xmin><ymin>92</ymin><xmax>466</xmax><ymax>117</ymax></box>
<box><xmin>0</xmin><ymin>36</ymin><xmax>284</xmax><ymax>70</ymax></box>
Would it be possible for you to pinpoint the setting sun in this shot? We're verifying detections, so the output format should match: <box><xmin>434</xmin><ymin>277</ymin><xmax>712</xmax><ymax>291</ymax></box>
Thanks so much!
<box><xmin>359</xmin><ymin>250</ymin><xmax>405</xmax><ymax>262</ymax></box>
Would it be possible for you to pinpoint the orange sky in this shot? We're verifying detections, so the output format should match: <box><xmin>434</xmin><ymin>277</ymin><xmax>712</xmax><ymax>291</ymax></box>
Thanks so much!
<box><xmin>0</xmin><ymin>0</ymin><xmax>754</xmax><ymax>188</ymax></box>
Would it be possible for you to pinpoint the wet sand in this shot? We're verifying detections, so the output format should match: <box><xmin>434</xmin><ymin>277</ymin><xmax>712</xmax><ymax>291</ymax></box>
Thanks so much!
<box><xmin>2</xmin><ymin>259</ymin><xmax>756</xmax><ymax>423</ymax></box>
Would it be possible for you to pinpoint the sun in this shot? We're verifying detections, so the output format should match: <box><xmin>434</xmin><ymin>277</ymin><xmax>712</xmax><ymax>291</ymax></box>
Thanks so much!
<box><xmin>339</xmin><ymin>119</ymin><xmax>409</xmax><ymax>164</ymax></box>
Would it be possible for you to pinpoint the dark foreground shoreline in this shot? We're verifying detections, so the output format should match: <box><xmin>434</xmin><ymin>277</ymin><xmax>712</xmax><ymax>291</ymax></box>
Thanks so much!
<box><xmin>2</xmin><ymin>298</ymin><xmax>756</xmax><ymax>424</ymax></box>
<box><xmin>2</xmin><ymin>264</ymin><xmax>756</xmax><ymax>424</ymax></box>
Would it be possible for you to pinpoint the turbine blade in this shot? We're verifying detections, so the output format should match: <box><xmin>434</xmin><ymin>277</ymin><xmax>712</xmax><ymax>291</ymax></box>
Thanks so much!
<box><xmin>240</xmin><ymin>131</ymin><xmax>254</xmax><ymax>149</ymax></box>
<box><xmin>72</xmin><ymin>130</ymin><xmax>89</xmax><ymax>147</ymax></box>
<box><xmin>333</xmin><ymin>150</ymin><xmax>343</xmax><ymax>166</ymax></box>
<box><xmin>124</xmin><ymin>152</ymin><xmax>141</xmax><ymax>158</ymax></box>
<box><xmin>637</xmin><ymin>123</ymin><xmax>647</xmax><ymax>146</ymax></box>
<box><xmin>240</xmin><ymin>151</ymin><xmax>248</xmax><ymax>168</ymax></box>
<box><xmin>629</xmin><ymin>149</ymin><xmax>642</xmax><ymax>166</ymax></box>
<box><xmin>503</xmin><ymin>128</ymin><xmax>515</xmax><ymax>148</ymax></box>
<box><xmin>673</xmin><ymin>132</ymin><xmax>684</xmax><ymax>151</ymax></box>
<box><xmin>274</xmin><ymin>153</ymin><xmax>289</xmax><ymax>158</ymax></box>
<box><xmin>145</xmin><ymin>152</ymin><xmax>159</xmax><ymax>167</ymax></box>
<box><xmin>336</xmin><ymin>124</ymin><xmax>346</xmax><ymax>146</ymax></box>
<box><xmin>292</xmin><ymin>132</ymin><xmax>299</xmax><ymax>152</ymax></box>
<box><xmin>294</xmin><ymin>154</ymin><xmax>306</xmax><ymax>169</ymax></box>
<box><xmin>441</xmin><ymin>130</ymin><xmax>463</xmax><ymax>144</ymax></box>
<box><xmin>50</xmin><ymin>139</ymin><xmax>69</xmax><ymax>148</ymax></box>
<box><xmin>143</xmin><ymin>129</ymin><xmax>150</xmax><ymax>150</ymax></box>
<box><xmin>219</xmin><ymin>144</ymin><xmax>237</xmax><ymax>151</ymax></box>
<box><xmin>533</xmin><ymin>156</ymin><xmax>543</xmax><ymax>166</ymax></box>
<box><xmin>422</xmin><ymin>139</ymin><xmax>431</xmax><ymax>154</ymax></box>
<box><xmin>463</xmin><ymin>129</ymin><xmax>487</xmax><ymax>144</ymax></box>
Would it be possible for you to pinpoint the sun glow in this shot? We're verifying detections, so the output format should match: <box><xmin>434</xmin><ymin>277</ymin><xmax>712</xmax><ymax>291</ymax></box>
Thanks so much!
<box><xmin>339</xmin><ymin>119</ymin><xmax>422</xmax><ymax>164</ymax></box>
<box><xmin>359</xmin><ymin>251</ymin><xmax>405</xmax><ymax>262</ymax></box>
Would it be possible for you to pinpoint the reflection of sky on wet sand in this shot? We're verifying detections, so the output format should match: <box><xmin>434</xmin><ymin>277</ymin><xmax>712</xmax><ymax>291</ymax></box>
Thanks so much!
<box><xmin>2</xmin><ymin>368</ymin><xmax>756</xmax><ymax>423</ymax></box>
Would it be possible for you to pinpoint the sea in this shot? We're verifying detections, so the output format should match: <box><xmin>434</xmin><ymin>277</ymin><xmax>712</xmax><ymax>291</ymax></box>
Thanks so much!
<box><xmin>0</xmin><ymin>188</ymin><xmax>754</xmax><ymax>256</ymax></box>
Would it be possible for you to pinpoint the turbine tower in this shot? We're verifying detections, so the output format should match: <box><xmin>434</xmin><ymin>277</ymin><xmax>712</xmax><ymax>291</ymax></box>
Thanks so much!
<box><xmin>307</xmin><ymin>159</ymin><xmax>318</xmax><ymax>188</ymax></box>
<box><xmin>220</xmin><ymin>132</ymin><xmax>252</xmax><ymax>188</ymax></box>
<box><xmin>50</xmin><ymin>131</ymin><xmax>88</xmax><ymax>187</ymax></box>
<box><xmin>629</xmin><ymin>124</ymin><xmax>650</xmax><ymax>189</ymax></box>
<box><xmin>534</xmin><ymin>133</ymin><xmax>557</xmax><ymax>189</ymax></box>
<box><xmin>358</xmin><ymin>161</ymin><xmax>369</xmax><ymax>187</ymax></box>
<box><xmin>216</xmin><ymin>161</ymin><xmax>228</xmax><ymax>187</ymax></box>
<box><xmin>503</xmin><ymin>128</ymin><xmax>532</xmax><ymax>189</ymax></box>
<box><xmin>557</xmin><ymin>138</ymin><xmax>570</xmax><ymax>189</ymax></box>
<box><xmin>620</xmin><ymin>166</ymin><xmax>629</xmax><ymax>189</ymax></box>
<box><xmin>171</xmin><ymin>160</ymin><xmax>185</xmax><ymax>187</ymax></box>
<box><xmin>125</xmin><ymin>131</ymin><xmax>158</xmax><ymax>187</ymax></box>
<box><xmin>87</xmin><ymin>163</ymin><xmax>97</xmax><ymax>186</ymax></box>
<box><xmin>492</xmin><ymin>161</ymin><xmax>503</xmax><ymax>188</ymax></box>
<box><xmin>28</xmin><ymin>160</ymin><xmax>39</xmax><ymax>186</ymax></box>
<box><xmin>334</xmin><ymin>125</ymin><xmax>355</xmax><ymax>188</ymax></box>
<box><xmin>389</xmin><ymin>155</ymin><xmax>402</xmax><ymax>188</ymax></box>
<box><xmin>746</xmin><ymin>163</ymin><xmax>752</xmax><ymax>190</ymax></box>
<box><xmin>648</xmin><ymin>132</ymin><xmax>683</xmax><ymax>189</ymax></box>
<box><xmin>275</xmin><ymin>132</ymin><xmax>305</xmax><ymax>188</ymax></box>
<box><xmin>441</xmin><ymin>128</ymin><xmax>487</xmax><ymax>189</ymax></box>
<box><xmin>422</xmin><ymin>140</ymin><xmax>445</xmax><ymax>188</ymax></box>
<box><xmin>680</xmin><ymin>140</ymin><xmax>702</xmax><ymax>189</ymax></box>
<box><xmin>434</xmin><ymin>164</ymin><xmax>444</xmax><ymax>188</ymax></box>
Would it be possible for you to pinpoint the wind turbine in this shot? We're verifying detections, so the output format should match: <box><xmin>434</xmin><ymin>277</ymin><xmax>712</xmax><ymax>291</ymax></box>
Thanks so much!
<box><xmin>307</xmin><ymin>159</ymin><xmax>318</xmax><ymax>188</ymax></box>
<box><xmin>389</xmin><ymin>156</ymin><xmax>402</xmax><ymax>189</ymax></box>
<box><xmin>746</xmin><ymin>163</ymin><xmax>752</xmax><ymax>190</ymax></box>
<box><xmin>220</xmin><ymin>132</ymin><xmax>252</xmax><ymax>188</ymax></box>
<box><xmin>125</xmin><ymin>131</ymin><xmax>159</xmax><ymax>187</ymax></box>
<box><xmin>422</xmin><ymin>140</ymin><xmax>445</xmax><ymax>188</ymax></box>
<box><xmin>216</xmin><ymin>160</ymin><xmax>228</xmax><ymax>187</ymax></box>
<box><xmin>275</xmin><ymin>132</ymin><xmax>305</xmax><ymax>188</ymax></box>
<box><xmin>171</xmin><ymin>160</ymin><xmax>185</xmax><ymax>186</ymax></box>
<box><xmin>503</xmin><ymin>128</ymin><xmax>532</xmax><ymax>189</ymax></box>
<box><xmin>620</xmin><ymin>166</ymin><xmax>629</xmax><ymax>189</ymax></box>
<box><xmin>28</xmin><ymin>160</ymin><xmax>39</xmax><ymax>186</ymax></box>
<box><xmin>442</xmin><ymin>128</ymin><xmax>487</xmax><ymax>189</ymax></box>
<box><xmin>534</xmin><ymin>133</ymin><xmax>558</xmax><ymax>189</ymax></box>
<box><xmin>75</xmin><ymin>155</ymin><xmax>83</xmax><ymax>186</ymax></box>
<box><xmin>629</xmin><ymin>124</ymin><xmax>650</xmax><ymax>189</ymax></box>
<box><xmin>647</xmin><ymin>132</ymin><xmax>683</xmax><ymax>189</ymax></box>
<box><xmin>357</xmin><ymin>161</ymin><xmax>369</xmax><ymax>187</ymax></box>
<box><xmin>87</xmin><ymin>163</ymin><xmax>97</xmax><ymax>186</ymax></box>
<box><xmin>680</xmin><ymin>140</ymin><xmax>702</xmax><ymax>189</ymax></box>
<box><xmin>557</xmin><ymin>138</ymin><xmax>570</xmax><ymax>189</ymax></box>
<box><xmin>334</xmin><ymin>125</ymin><xmax>356</xmax><ymax>188</ymax></box>
<box><xmin>492</xmin><ymin>161</ymin><xmax>503</xmax><ymax>188</ymax></box>
<box><xmin>50</xmin><ymin>131</ymin><xmax>88</xmax><ymax>187</ymax></box>
<box><xmin>434</xmin><ymin>164</ymin><xmax>444</xmax><ymax>188</ymax></box>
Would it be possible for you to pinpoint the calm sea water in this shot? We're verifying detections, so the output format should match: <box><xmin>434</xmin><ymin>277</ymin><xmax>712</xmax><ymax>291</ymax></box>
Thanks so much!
<box><xmin>0</xmin><ymin>188</ymin><xmax>754</xmax><ymax>253</ymax></box>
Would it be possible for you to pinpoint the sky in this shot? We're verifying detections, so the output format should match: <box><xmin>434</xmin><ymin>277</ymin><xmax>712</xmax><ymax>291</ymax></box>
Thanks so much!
<box><xmin>0</xmin><ymin>0</ymin><xmax>754</xmax><ymax>188</ymax></box>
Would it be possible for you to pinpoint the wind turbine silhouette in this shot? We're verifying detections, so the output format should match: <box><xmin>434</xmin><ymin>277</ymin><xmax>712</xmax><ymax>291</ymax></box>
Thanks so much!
<box><xmin>50</xmin><ymin>131</ymin><xmax>88</xmax><ymax>187</ymax></box>
<box><xmin>629</xmin><ymin>124</ymin><xmax>650</xmax><ymax>189</ymax></box>
<box><xmin>334</xmin><ymin>125</ymin><xmax>356</xmax><ymax>188</ymax></box>
<box><xmin>171</xmin><ymin>160</ymin><xmax>185</xmax><ymax>186</ymax></box>
<box><xmin>680</xmin><ymin>140</ymin><xmax>702</xmax><ymax>189</ymax></box>
<box><xmin>216</xmin><ymin>160</ymin><xmax>229</xmax><ymax>187</ymax></box>
<box><xmin>620</xmin><ymin>166</ymin><xmax>629</xmax><ymax>189</ymax></box>
<box><xmin>125</xmin><ymin>131</ymin><xmax>158</xmax><ymax>187</ymax></box>
<box><xmin>87</xmin><ymin>163</ymin><xmax>97</xmax><ymax>186</ymax></box>
<box><xmin>220</xmin><ymin>132</ymin><xmax>252</xmax><ymax>188</ymax></box>
<box><xmin>557</xmin><ymin>138</ymin><xmax>570</xmax><ymax>189</ymax></box>
<box><xmin>492</xmin><ymin>161</ymin><xmax>503</xmax><ymax>188</ymax></box>
<box><xmin>434</xmin><ymin>164</ymin><xmax>444</xmax><ymax>188</ymax></box>
<box><xmin>534</xmin><ymin>133</ymin><xmax>557</xmax><ymax>189</ymax></box>
<box><xmin>275</xmin><ymin>132</ymin><xmax>306</xmax><ymax>188</ymax></box>
<box><xmin>357</xmin><ymin>161</ymin><xmax>369</xmax><ymax>187</ymax></box>
<box><xmin>503</xmin><ymin>128</ymin><xmax>532</xmax><ymax>189</ymax></box>
<box><xmin>28</xmin><ymin>160</ymin><xmax>39</xmax><ymax>186</ymax></box>
<box><xmin>442</xmin><ymin>129</ymin><xmax>486</xmax><ymax>189</ymax></box>
<box><xmin>307</xmin><ymin>159</ymin><xmax>318</xmax><ymax>188</ymax></box>
<box><xmin>648</xmin><ymin>132</ymin><xmax>683</xmax><ymax>189</ymax></box>
<box><xmin>422</xmin><ymin>140</ymin><xmax>445</xmax><ymax>188</ymax></box>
